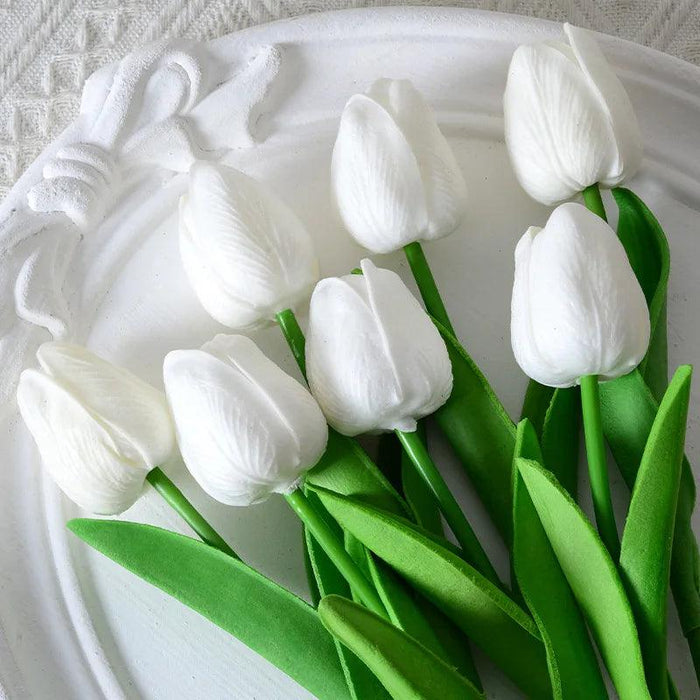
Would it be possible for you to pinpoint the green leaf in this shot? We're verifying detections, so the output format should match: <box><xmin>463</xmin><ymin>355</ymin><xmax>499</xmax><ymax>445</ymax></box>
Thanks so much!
<box><xmin>318</xmin><ymin>595</ymin><xmax>485</xmax><ymax>700</ymax></box>
<box><xmin>304</xmin><ymin>501</ymin><xmax>390</xmax><ymax>700</ymax></box>
<box><xmin>432</xmin><ymin>319</ymin><xmax>517</xmax><ymax>545</ymax></box>
<box><xmin>68</xmin><ymin>519</ymin><xmax>350</xmax><ymax>700</ymax></box>
<box><xmin>310</xmin><ymin>485</ymin><xmax>551</xmax><ymax>698</ymax></box>
<box><xmin>612</xmin><ymin>187</ymin><xmax>669</xmax><ymax>400</ymax></box>
<box><xmin>619</xmin><ymin>366</ymin><xmax>692</xmax><ymax>699</ymax></box>
<box><xmin>307</xmin><ymin>429</ymin><xmax>409</xmax><ymax>517</ymax></box>
<box><xmin>521</xmin><ymin>383</ymin><xmax>580</xmax><ymax>498</ymax></box>
<box><xmin>516</xmin><ymin>459</ymin><xmax>650</xmax><ymax>700</ymax></box>
<box><xmin>599</xmin><ymin>370</ymin><xmax>700</xmax><ymax>643</ymax></box>
<box><xmin>512</xmin><ymin>422</ymin><xmax>607</xmax><ymax>700</ymax></box>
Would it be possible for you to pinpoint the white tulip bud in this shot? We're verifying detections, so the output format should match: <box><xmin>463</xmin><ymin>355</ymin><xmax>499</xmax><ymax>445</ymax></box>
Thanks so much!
<box><xmin>163</xmin><ymin>334</ymin><xmax>328</xmax><ymax>506</ymax></box>
<box><xmin>331</xmin><ymin>78</ymin><xmax>467</xmax><ymax>254</ymax></box>
<box><xmin>17</xmin><ymin>343</ymin><xmax>175</xmax><ymax>515</ymax></box>
<box><xmin>180</xmin><ymin>162</ymin><xmax>320</xmax><ymax>329</ymax></box>
<box><xmin>306</xmin><ymin>259</ymin><xmax>453</xmax><ymax>435</ymax></box>
<box><xmin>504</xmin><ymin>23</ymin><xmax>642</xmax><ymax>205</ymax></box>
<box><xmin>511</xmin><ymin>202</ymin><xmax>650</xmax><ymax>388</ymax></box>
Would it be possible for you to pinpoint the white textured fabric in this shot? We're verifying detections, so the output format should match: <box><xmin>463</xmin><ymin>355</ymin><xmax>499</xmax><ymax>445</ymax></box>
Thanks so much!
<box><xmin>0</xmin><ymin>0</ymin><xmax>699</xmax><ymax>198</ymax></box>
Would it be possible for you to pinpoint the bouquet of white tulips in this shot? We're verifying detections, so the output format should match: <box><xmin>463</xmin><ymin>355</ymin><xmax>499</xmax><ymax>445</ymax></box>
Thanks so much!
<box><xmin>18</xmin><ymin>23</ymin><xmax>700</xmax><ymax>700</ymax></box>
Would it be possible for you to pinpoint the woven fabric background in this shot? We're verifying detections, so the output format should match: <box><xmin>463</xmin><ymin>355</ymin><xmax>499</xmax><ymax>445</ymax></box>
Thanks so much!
<box><xmin>0</xmin><ymin>0</ymin><xmax>698</xmax><ymax>197</ymax></box>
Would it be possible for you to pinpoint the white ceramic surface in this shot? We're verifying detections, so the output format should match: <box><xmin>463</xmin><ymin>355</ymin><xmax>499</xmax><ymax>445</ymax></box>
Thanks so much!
<box><xmin>1</xmin><ymin>7</ymin><xmax>700</xmax><ymax>699</ymax></box>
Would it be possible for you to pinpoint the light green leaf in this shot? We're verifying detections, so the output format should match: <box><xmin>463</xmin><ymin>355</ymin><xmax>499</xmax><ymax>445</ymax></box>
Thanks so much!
<box><xmin>516</xmin><ymin>459</ymin><xmax>650</xmax><ymax>700</ymax></box>
<box><xmin>599</xmin><ymin>370</ymin><xmax>700</xmax><ymax>646</ymax></box>
<box><xmin>68</xmin><ymin>519</ymin><xmax>350</xmax><ymax>700</ymax></box>
<box><xmin>307</xmin><ymin>429</ymin><xmax>409</xmax><ymax>517</ymax></box>
<box><xmin>619</xmin><ymin>366</ymin><xmax>692</xmax><ymax>699</ymax></box>
<box><xmin>612</xmin><ymin>187</ymin><xmax>669</xmax><ymax>400</ymax></box>
<box><xmin>310</xmin><ymin>486</ymin><xmax>551</xmax><ymax>698</ymax></box>
<box><xmin>318</xmin><ymin>595</ymin><xmax>485</xmax><ymax>700</ymax></box>
<box><xmin>513</xmin><ymin>422</ymin><xmax>607</xmax><ymax>700</ymax></box>
<box><xmin>432</xmin><ymin>319</ymin><xmax>516</xmax><ymax>545</ymax></box>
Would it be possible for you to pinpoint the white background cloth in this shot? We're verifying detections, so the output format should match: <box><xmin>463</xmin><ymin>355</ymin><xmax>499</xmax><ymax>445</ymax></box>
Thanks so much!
<box><xmin>0</xmin><ymin>0</ymin><xmax>698</xmax><ymax>197</ymax></box>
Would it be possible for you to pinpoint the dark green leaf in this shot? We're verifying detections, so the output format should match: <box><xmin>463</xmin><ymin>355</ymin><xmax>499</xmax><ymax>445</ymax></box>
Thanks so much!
<box><xmin>612</xmin><ymin>188</ymin><xmax>669</xmax><ymax>400</ymax></box>
<box><xmin>517</xmin><ymin>459</ymin><xmax>650</xmax><ymax>700</ymax></box>
<box><xmin>432</xmin><ymin>319</ymin><xmax>516</xmax><ymax>545</ymax></box>
<box><xmin>513</xmin><ymin>423</ymin><xmax>606</xmax><ymax>700</ymax></box>
<box><xmin>307</xmin><ymin>429</ymin><xmax>410</xmax><ymax>517</ymax></box>
<box><xmin>310</xmin><ymin>485</ymin><xmax>551</xmax><ymax>698</ymax></box>
<box><xmin>619</xmin><ymin>366</ymin><xmax>692</xmax><ymax>699</ymax></box>
<box><xmin>68</xmin><ymin>519</ymin><xmax>350</xmax><ymax>700</ymax></box>
<box><xmin>599</xmin><ymin>370</ymin><xmax>700</xmax><ymax>644</ymax></box>
<box><xmin>318</xmin><ymin>595</ymin><xmax>484</xmax><ymax>700</ymax></box>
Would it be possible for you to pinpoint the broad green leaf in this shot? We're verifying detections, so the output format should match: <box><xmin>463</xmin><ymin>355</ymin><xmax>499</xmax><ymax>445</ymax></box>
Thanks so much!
<box><xmin>305</xmin><ymin>503</ymin><xmax>390</xmax><ymax>700</ymax></box>
<box><xmin>432</xmin><ymin>319</ymin><xmax>517</xmax><ymax>545</ymax></box>
<box><xmin>521</xmin><ymin>383</ymin><xmax>580</xmax><ymax>498</ymax></box>
<box><xmin>310</xmin><ymin>486</ymin><xmax>551</xmax><ymax>698</ymax></box>
<box><xmin>619</xmin><ymin>366</ymin><xmax>692</xmax><ymax>699</ymax></box>
<box><xmin>513</xmin><ymin>422</ymin><xmax>607</xmax><ymax>700</ymax></box>
<box><xmin>68</xmin><ymin>519</ymin><xmax>350</xmax><ymax>700</ymax></box>
<box><xmin>612</xmin><ymin>187</ymin><xmax>669</xmax><ymax>400</ymax></box>
<box><xmin>517</xmin><ymin>459</ymin><xmax>650</xmax><ymax>700</ymax></box>
<box><xmin>307</xmin><ymin>429</ymin><xmax>410</xmax><ymax>517</ymax></box>
<box><xmin>599</xmin><ymin>370</ymin><xmax>700</xmax><ymax>644</ymax></box>
<box><xmin>318</xmin><ymin>595</ymin><xmax>484</xmax><ymax>700</ymax></box>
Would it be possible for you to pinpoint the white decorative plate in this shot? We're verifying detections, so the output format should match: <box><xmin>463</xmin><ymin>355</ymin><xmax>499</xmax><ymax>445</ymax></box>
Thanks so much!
<box><xmin>1</xmin><ymin>7</ymin><xmax>699</xmax><ymax>699</ymax></box>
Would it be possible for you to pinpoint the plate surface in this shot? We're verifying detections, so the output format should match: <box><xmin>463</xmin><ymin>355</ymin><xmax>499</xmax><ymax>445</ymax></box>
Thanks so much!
<box><xmin>1</xmin><ymin>7</ymin><xmax>700</xmax><ymax>699</ymax></box>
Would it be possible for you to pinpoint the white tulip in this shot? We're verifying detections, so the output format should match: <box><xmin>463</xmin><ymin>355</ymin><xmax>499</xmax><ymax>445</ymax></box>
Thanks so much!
<box><xmin>511</xmin><ymin>202</ymin><xmax>650</xmax><ymax>388</ymax></box>
<box><xmin>306</xmin><ymin>259</ymin><xmax>453</xmax><ymax>435</ymax></box>
<box><xmin>504</xmin><ymin>23</ymin><xmax>642</xmax><ymax>205</ymax></box>
<box><xmin>331</xmin><ymin>78</ymin><xmax>467</xmax><ymax>254</ymax></box>
<box><xmin>163</xmin><ymin>334</ymin><xmax>328</xmax><ymax>506</ymax></box>
<box><xmin>180</xmin><ymin>162</ymin><xmax>320</xmax><ymax>329</ymax></box>
<box><xmin>17</xmin><ymin>343</ymin><xmax>175</xmax><ymax>515</ymax></box>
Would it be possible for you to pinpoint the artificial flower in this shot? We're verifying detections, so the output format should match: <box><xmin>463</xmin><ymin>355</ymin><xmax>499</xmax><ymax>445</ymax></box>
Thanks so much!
<box><xmin>17</xmin><ymin>342</ymin><xmax>175</xmax><ymax>514</ymax></box>
<box><xmin>306</xmin><ymin>258</ymin><xmax>453</xmax><ymax>435</ymax></box>
<box><xmin>511</xmin><ymin>202</ymin><xmax>650</xmax><ymax>387</ymax></box>
<box><xmin>331</xmin><ymin>78</ymin><xmax>467</xmax><ymax>254</ymax></box>
<box><xmin>503</xmin><ymin>23</ymin><xmax>642</xmax><ymax>205</ymax></box>
<box><xmin>163</xmin><ymin>334</ymin><xmax>328</xmax><ymax>506</ymax></box>
<box><xmin>179</xmin><ymin>162</ymin><xmax>320</xmax><ymax>329</ymax></box>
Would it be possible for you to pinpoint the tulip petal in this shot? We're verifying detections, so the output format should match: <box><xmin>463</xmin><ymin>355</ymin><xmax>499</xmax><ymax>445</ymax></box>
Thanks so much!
<box><xmin>35</xmin><ymin>342</ymin><xmax>174</xmax><ymax>469</ymax></box>
<box><xmin>564</xmin><ymin>24</ymin><xmax>642</xmax><ymax>186</ymax></box>
<box><xmin>17</xmin><ymin>369</ymin><xmax>147</xmax><ymax>514</ymax></box>
<box><xmin>182</xmin><ymin>163</ymin><xmax>319</xmax><ymax>329</ymax></box>
<box><xmin>504</xmin><ymin>43</ymin><xmax>617</xmax><ymax>204</ymax></box>
<box><xmin>332</xmin><ymin>94</ymin><xmax>428</xmax><ymax>254</ymax></box>
<box><xmin>164</xmin><ymin>336</ymin><xmax>327</xmax><ymax>506</ymax></box>
<box><xmin>367</xmin><ymin>79</ymin><xmax>467</xmax><ymax>240</ymax></box>
<box><xmin>306</xmin><ymin>261</ymin><xmax>452</xmax><ymax>435</ymax></box>
<box><xmin>511</xmin><ymin>203</ymin><xmax>650</xmax><ymax>387</ymax></box>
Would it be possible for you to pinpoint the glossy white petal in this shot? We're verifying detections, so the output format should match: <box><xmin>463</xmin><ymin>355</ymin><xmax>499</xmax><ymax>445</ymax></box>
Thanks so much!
<box><xmin>164</xmin><ymin>335</ymin><xmax>328</xmax><ymax>506</ymax></box>
<box><xmin>17</xmin><ymin>369</ymin><xmax>151</xmax><ymax>515</ymax></box>
<box><xmin>180</xmin><ymin>162</ymin><xmax>320</xmax><ymax>329</ymax></box>
<box><xmin>511</xmin><ymin>203</ymin><xmax>650</xmax><ymax>387</ymax></box>
<box><xmin>306</xmin><ymin>259</ymin><xmax>452</xmax><ymax>435</ymax></box>
<box><xmin>504</xmin><ymin>25</ymin><xmax>641</xmax><ymax>205</ymax></box>
<box><xmin>331</xmin><ymin>79</ymin><xmax>466</xmax><ymax>254</ymax></box>
<box><xmin>35</xmin><ymin>342</ymin><xmax>174</xmax><ymax>468</ymax></box>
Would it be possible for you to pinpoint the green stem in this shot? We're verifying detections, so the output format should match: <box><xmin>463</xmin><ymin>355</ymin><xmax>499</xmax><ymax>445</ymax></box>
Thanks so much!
<box><xmin>580</xmin><ymin>375</ymin><xmax>620</xmax><ymax>558</ymax></box>
<box><xmin>276</xmin><ymin>308</ymin><xmax>307</xmax><ymax>378</ymax></box>
<box><xmin>403</xmin><ymin>241</ymin><xmax>454</xmax><ymax>335</ymax></box>
<box><xmin>285</xmin><ymin>489</ymin><xmax>387</xmax><ymax>617</ymax></box>
<box><xmin>146</xmin><ymin>467</ymin><xmax>237</xmax><ymax>558</ymax></box>
<box><xmin>582</xmin><ymin>183</ymin><xmax>607</xmax><ymax>222</ymax></box>
<box><xmin>395</xmin><ymin>429</ymin><xmax>502</xmax><ymax>588</ymax></box>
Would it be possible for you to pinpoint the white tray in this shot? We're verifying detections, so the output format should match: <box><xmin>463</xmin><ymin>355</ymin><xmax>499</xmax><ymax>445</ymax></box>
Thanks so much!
<box><xmin>1</xmin><ymin>7</ymin><xmax>699</xmax><ymax>699</ymax></box>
